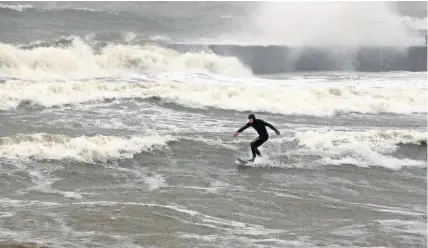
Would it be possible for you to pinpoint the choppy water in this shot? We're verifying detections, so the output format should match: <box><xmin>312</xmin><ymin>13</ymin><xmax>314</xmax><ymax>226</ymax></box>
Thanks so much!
<box><xmin>0</xmin><ymin>2</ymin><xmax>427</xmax><ymax>248</ymax></box>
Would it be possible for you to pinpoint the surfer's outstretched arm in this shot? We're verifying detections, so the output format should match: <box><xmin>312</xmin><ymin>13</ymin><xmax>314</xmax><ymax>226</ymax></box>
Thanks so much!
<box><xmin>237</xmin><ymin>123</ymin><xmax>250</xmax><ymax>133</ymax></box>
<box><xmin>264</xmin><ymin>121</ymin><xmax>280</xmax><ymax>135</ymax></box>
<box><xmin>234</xmin><ymin>123</ymin><xmax>250</xmax><ymax>137</ymax></box>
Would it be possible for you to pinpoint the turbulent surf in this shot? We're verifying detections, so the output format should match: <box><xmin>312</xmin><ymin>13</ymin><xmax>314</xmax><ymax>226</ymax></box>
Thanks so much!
<box><xmin>0</xmin><ymin>2</ymin><xmax>426</xmax><ymax>248</ymax></box>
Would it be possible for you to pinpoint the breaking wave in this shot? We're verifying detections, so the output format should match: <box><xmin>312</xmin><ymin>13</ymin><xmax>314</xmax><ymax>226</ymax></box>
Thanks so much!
<box><xmin>0</xmin><ymin>38</ymin><xmax>252</xmax><ymax>80</ymax></box>
<box><xmin>1</xmin><ymin>80</ymin><xmax>425</xmax><ymax>116</ymax></box>
<box><xmin>0</xmin><ymin>133</ymin><xmax>176</xmax><ymax>163</ymax></box>
<box><xmin>293</xmin><ymin>129</ymin><xmax>427</xmax><ymax>170</ymax></box>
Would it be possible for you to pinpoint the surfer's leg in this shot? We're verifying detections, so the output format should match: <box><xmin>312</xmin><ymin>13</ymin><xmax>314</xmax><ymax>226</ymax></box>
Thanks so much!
<box><xmin>251</xmin><ymin>137</ymin><xmax>266</xmax><ymax>159</ymax></box>
<box><xmin>250</xmin><ymin>137</ymin><xmax>261</xmax><ymax>160</ymax></box>
<box><xmin>255</xmin><ymin>138</ymin><xmax>268</xmax><ymax>157</ymax></box>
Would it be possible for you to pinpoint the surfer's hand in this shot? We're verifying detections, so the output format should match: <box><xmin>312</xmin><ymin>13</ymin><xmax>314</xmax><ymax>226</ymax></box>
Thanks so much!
<box><xmin>233</xmin><ymin>132</ymin><xmax>238</xmax><ymax>137</ymax></box>
<box><xmin>276</xmin><ymin>130</ymin><xmax>280</xmax><ymax>135</ymax></box>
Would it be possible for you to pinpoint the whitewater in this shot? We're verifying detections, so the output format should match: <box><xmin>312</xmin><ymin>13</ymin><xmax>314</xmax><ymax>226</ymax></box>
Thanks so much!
<box><xmin>0</xmin><ymin>2</ymin><xmax>426</xmax><ymax>248</ymax></box>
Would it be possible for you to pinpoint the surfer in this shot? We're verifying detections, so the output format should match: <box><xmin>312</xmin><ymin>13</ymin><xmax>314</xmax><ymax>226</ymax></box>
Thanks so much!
<box><xmin>234</xmin><ymin>113</ymin><xmax>280</xmax><ymax>162</ymax></box>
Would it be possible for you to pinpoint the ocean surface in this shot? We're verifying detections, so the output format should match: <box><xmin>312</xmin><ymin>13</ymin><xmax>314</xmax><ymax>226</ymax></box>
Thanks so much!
<box><xmin>0</xmin><ymin>2</ymin><xmax>427</xmax><ymax>248</ymax></box>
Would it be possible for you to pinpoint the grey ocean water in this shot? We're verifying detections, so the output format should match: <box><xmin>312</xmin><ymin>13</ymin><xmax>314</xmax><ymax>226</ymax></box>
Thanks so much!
<box><xmin>0</xmin><ymin>2</ymin><xmax>427</xmax><ymax>248</ymax></box>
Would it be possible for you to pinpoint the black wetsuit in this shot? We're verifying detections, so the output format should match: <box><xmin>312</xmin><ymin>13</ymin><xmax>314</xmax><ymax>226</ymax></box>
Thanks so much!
<box><xmin>236</xmin><ymin>119</ymin><xmax>279</xmax><ymax>159</ymax></box>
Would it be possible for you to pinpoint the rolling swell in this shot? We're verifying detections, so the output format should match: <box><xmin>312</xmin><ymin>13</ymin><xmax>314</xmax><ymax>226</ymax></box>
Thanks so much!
<box><xmin>167</xmin><ymin>43</ymin><xmax>428</xmax><ymax>74</ymax></box>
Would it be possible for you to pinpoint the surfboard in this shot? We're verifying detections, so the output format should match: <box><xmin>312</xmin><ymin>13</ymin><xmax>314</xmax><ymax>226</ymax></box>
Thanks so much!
<box><xmin>236</xmin><ymin>158</ymin><xmax>253</xmax><ymax>165</ymax></box>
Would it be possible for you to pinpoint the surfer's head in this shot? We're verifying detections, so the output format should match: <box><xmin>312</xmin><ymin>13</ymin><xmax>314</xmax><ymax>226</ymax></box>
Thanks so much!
<box><xmin>248</xmin><ymin>113</ymin><xmax>255</xmax><ymax>124</ymax></box>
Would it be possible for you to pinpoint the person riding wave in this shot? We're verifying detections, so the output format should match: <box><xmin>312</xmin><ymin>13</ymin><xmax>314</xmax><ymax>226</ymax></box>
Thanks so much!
<box><xmin>234</xmin><ymin>113</ymin><xmax>280</xmax><ymax>162</ymax></box>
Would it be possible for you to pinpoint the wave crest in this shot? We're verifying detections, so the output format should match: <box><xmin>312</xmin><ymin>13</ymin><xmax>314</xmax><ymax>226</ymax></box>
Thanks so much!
<box><xmin>0</xmin><ymin>133</ymin><xmax>176</xmax><ymax>163</ymax></box>
<box><xmin>1</xmin><ymin>80</ymin><xmax>426</xmax><ymax>116</ymax></box>
<box><xmin>0</xmin><ymin>38</ymin><xmax>251</xmax><ymax>79</ymax></box>
<box><xmin>294</xmin><ymin>129</ymin><xmax>427</xmax><ymax>169</ymax></box>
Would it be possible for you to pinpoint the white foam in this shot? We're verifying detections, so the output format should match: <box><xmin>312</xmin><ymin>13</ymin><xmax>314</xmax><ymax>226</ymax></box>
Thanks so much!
<box><xmin>0</xmin><ymin>80</ymin><xmax>149</xmax><ymax>110</ymax></box>
<box><xmin>295</xmin><ymin>129</ymin><xmax>427</xmax><ymax>169</ymax></box>
<box><xmin>0</xmin><ymin>38</ymin><xmax>251</xmax><ymax>80</ymax></box>
<box><xmin>0</xmin><ymin>133</ymin><xmax>175</xmax><ymax>163</ymax></box>
<box><xmin>184</xmin><ymin>136</ymin><xmax>239</xmax><ymax>150</ymax></box>
<box><xmin>0</xmin><ymin>4</ymin><xmax>99</xmax><ymax>13</ymax></box>
<box><xmin>145</xmin><ymin>174</ymin><xmax>167</xmax><ymax>190</ymax></box>
<box><xmin>0</xmin><ymin>198</ymin><xmax>60</xmax><ymax>207</ymax></box>
<box><xmin>28</xmin><ymin>183</ymin><xmax>84</xmax><ymax>199</ymax></box>
<box><xmin>0</xmin><ymin>4</ymin><xmax>33</xmax><ymax>12</ymax></box>
<box><xmin>205</xmin><ymin>180</ymin><xmax>230</xmax><ymax>193</ymax></box>
<box><xmin>1</xmin><ymin>79</ymin><xmax>425</xmax><ymax>116</ymax></box>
